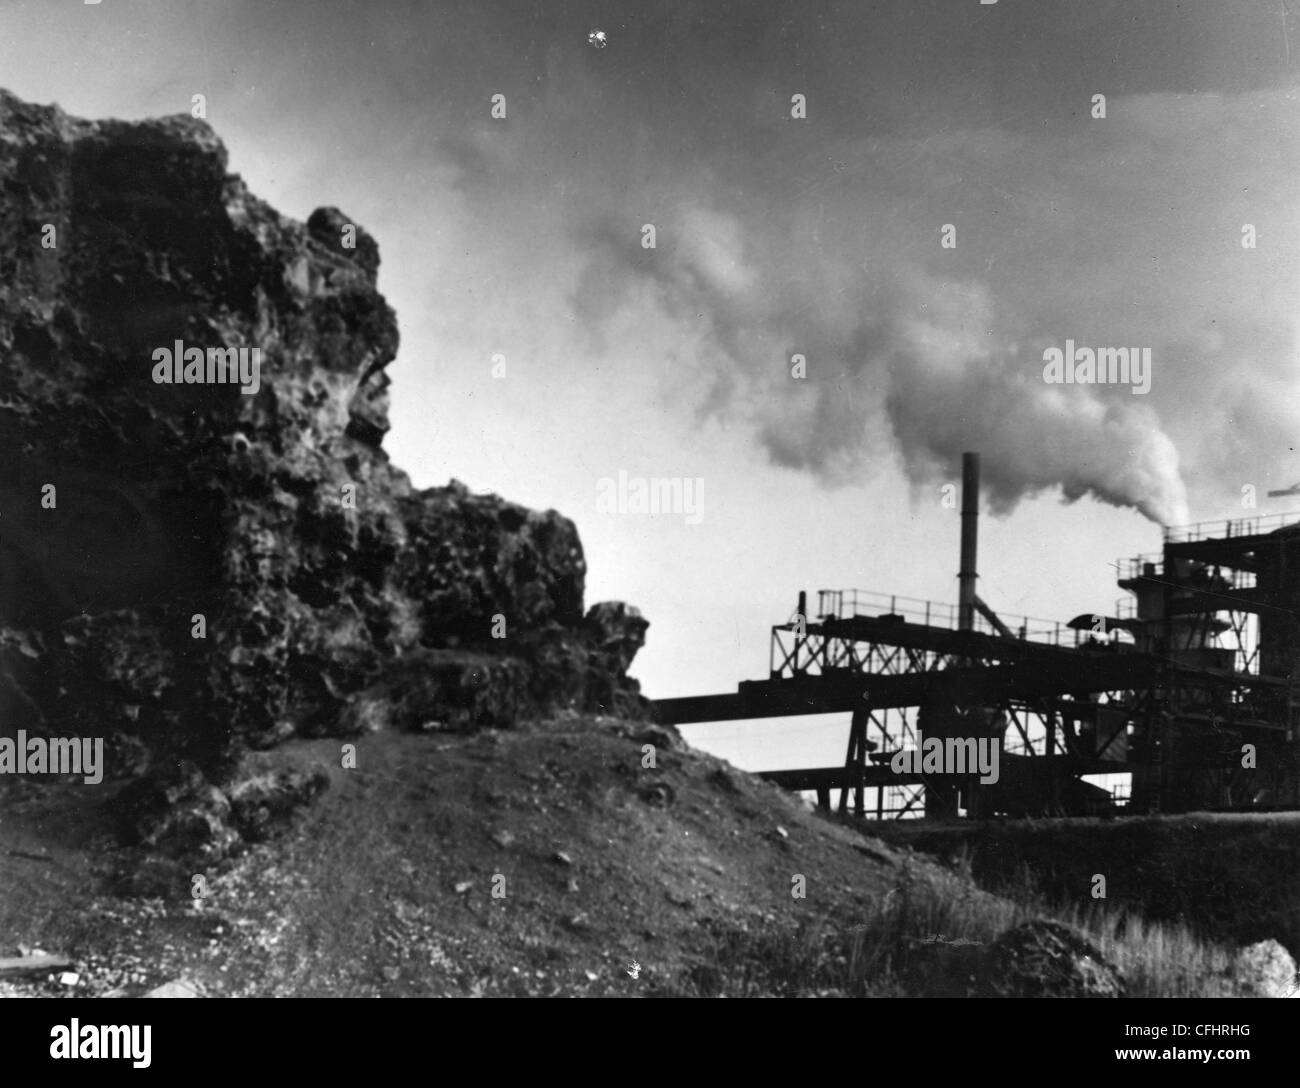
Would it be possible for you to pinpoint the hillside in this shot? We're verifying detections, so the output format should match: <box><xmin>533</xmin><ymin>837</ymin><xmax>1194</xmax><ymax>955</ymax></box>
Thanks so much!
<box><xmin>1</xmin><ymin>713</ymin><xmax>930</xmax><ymax>997</ymax></box>
<box><xmin>5</xmin><ymin>710</ymin><xmax>1298</xmax><ymax>999</ymax></box>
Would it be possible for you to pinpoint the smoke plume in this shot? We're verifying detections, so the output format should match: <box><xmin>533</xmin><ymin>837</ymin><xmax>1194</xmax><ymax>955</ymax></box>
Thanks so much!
<box><xmin>569</xmin><ymin>90</ymin><xmax>1300</xmax><ymax>528</ymax></box>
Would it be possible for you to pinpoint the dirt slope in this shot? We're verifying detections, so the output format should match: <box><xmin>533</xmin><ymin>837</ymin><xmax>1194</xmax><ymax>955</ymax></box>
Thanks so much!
<box><xmin>0</xmin><ymin>714</ymin><xmax>964</xmax><ymax>997</ymax></box>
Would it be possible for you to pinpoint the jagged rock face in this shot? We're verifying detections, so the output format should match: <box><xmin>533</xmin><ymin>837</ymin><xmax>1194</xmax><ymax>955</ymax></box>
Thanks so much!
<box><xmin>0</xmin><ymin>89</ymin><xmax>647</xmax><ymax>784</ymax></box>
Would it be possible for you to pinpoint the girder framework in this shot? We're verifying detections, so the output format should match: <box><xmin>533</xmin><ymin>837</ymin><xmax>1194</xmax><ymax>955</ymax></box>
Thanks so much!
<box><xmin>655</xmin><ymin>512</ymin><xmax>1300</xmax><ymax>820</ymax></box>
<box><xmin>658</xmin><ymin>586</ymin><xmax>1299</xmax><ymax>819</ymax></box>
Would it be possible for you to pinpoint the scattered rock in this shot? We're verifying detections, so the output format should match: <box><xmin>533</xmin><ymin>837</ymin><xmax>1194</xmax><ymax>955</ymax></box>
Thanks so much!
<box><xmin>490</xmin><ymin>829</ymin><xmax>516</xmax><ymax>849</ymax></box>
<box><xmin>454</xmin><ymin>881</ymin><xmax>474</xmax><ymax>895</ymax></box>
<box><xmin>115</xmin><ymin>761</ymin><xmax>327</xmax><ymax>866</ymax></box>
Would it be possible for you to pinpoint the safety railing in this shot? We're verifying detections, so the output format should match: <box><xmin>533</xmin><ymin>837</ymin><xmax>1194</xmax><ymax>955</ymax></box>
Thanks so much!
<box><xmin>1114</xmin><ymin>555</ymin><xmax>1257</xmax><ymax>591</ymax></box>
<box><xmin>814</xmin><ymin>589</ymin><xmax>1090</xmax><ymax>648</ymax></box>
<box><xmin>1116</xmin><ymin>554</ymin><xmax>1164</xmax><ymax>582</ymax></box>
<box><xmin>1164</xmin><ymin>510</ymin><xmax>1300</xmax><ymax>544</ymax></box>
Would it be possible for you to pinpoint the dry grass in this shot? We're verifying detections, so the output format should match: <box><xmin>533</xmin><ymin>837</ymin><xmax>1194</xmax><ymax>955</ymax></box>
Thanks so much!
<box><xmin>667</xmin><ymin>847</ymin><xmax>1254</xmax><ymax>997</ymax></box>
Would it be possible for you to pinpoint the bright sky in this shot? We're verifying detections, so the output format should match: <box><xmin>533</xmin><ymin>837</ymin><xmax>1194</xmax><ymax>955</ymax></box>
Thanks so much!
<box><xmin>5</xmin><ymin>0</ymin><xmax>1299</xmax><ymax>771</ymax></box>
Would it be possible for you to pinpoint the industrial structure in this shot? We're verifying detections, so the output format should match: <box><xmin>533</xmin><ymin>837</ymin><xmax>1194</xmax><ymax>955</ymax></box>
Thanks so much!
<box><xmin>655</xmin><ymin>453</ymin><xmax>1300</xmax><ymax>819</ymax></box>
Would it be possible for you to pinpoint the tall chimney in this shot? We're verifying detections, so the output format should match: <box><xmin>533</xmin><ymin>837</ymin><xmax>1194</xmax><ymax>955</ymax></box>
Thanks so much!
<box><xmin>958</xmin><ymin>452</ymin><xmax>979</xmax><ymax>631</ymax></box>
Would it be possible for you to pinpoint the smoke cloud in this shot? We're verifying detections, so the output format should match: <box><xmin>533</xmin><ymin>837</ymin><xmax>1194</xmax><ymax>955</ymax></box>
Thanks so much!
<box><xmin>569</xmin><ymin>90</ymin><xmax>1299</xmax><ymax>527</ymax></box>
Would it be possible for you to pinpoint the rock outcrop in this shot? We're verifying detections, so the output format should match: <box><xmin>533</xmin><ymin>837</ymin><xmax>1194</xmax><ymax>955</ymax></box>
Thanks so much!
<box><xmin>0</xmin><ymin>89</ymin><xmax>647</xmax><ymax>843</ymax></box>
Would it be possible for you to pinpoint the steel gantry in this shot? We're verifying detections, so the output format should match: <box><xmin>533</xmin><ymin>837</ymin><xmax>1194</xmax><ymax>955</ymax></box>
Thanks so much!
<box><xmin>654</xmin><ymin>455</ymin><xmax>1300</xmax><ymax>821</ymax></box>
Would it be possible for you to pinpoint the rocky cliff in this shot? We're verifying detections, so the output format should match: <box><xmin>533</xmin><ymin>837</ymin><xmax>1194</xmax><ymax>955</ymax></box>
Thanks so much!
<box><xmin>0</xmin><ymin>89</ymin><xmax>648</xmax><ymax>844</ymax></box>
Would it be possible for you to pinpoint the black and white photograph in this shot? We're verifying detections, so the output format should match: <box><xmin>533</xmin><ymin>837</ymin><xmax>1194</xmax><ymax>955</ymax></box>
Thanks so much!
<box><xmin>0</xmin><ymin>0</ymin><xmax>1296</xmax><ymax>1060</ymax></box>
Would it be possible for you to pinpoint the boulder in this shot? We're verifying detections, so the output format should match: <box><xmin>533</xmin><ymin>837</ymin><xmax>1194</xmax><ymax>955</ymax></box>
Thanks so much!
<box><xmin>115</xmin><ymin>762</ymin><xmax>240</xmax><ymax>862</ymax></box>
<box><xmin>986</xmin><ymin>920</ymin><xmax>1123</xmax><ymax>998</ymax></box>
<box><xmin>585</xmin><ymin>602</ymin><xmax>650</xmax><ymax>675</ymax></box>
<box><xmin>227</xmin><ymin>768</ymin><xmax>330</xmax><ymax>843</ymax></box>
<box><xmin>1231</xmin><ymin>939</ymin><xmax>1297</xmax><ymax>998</ymax></box>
